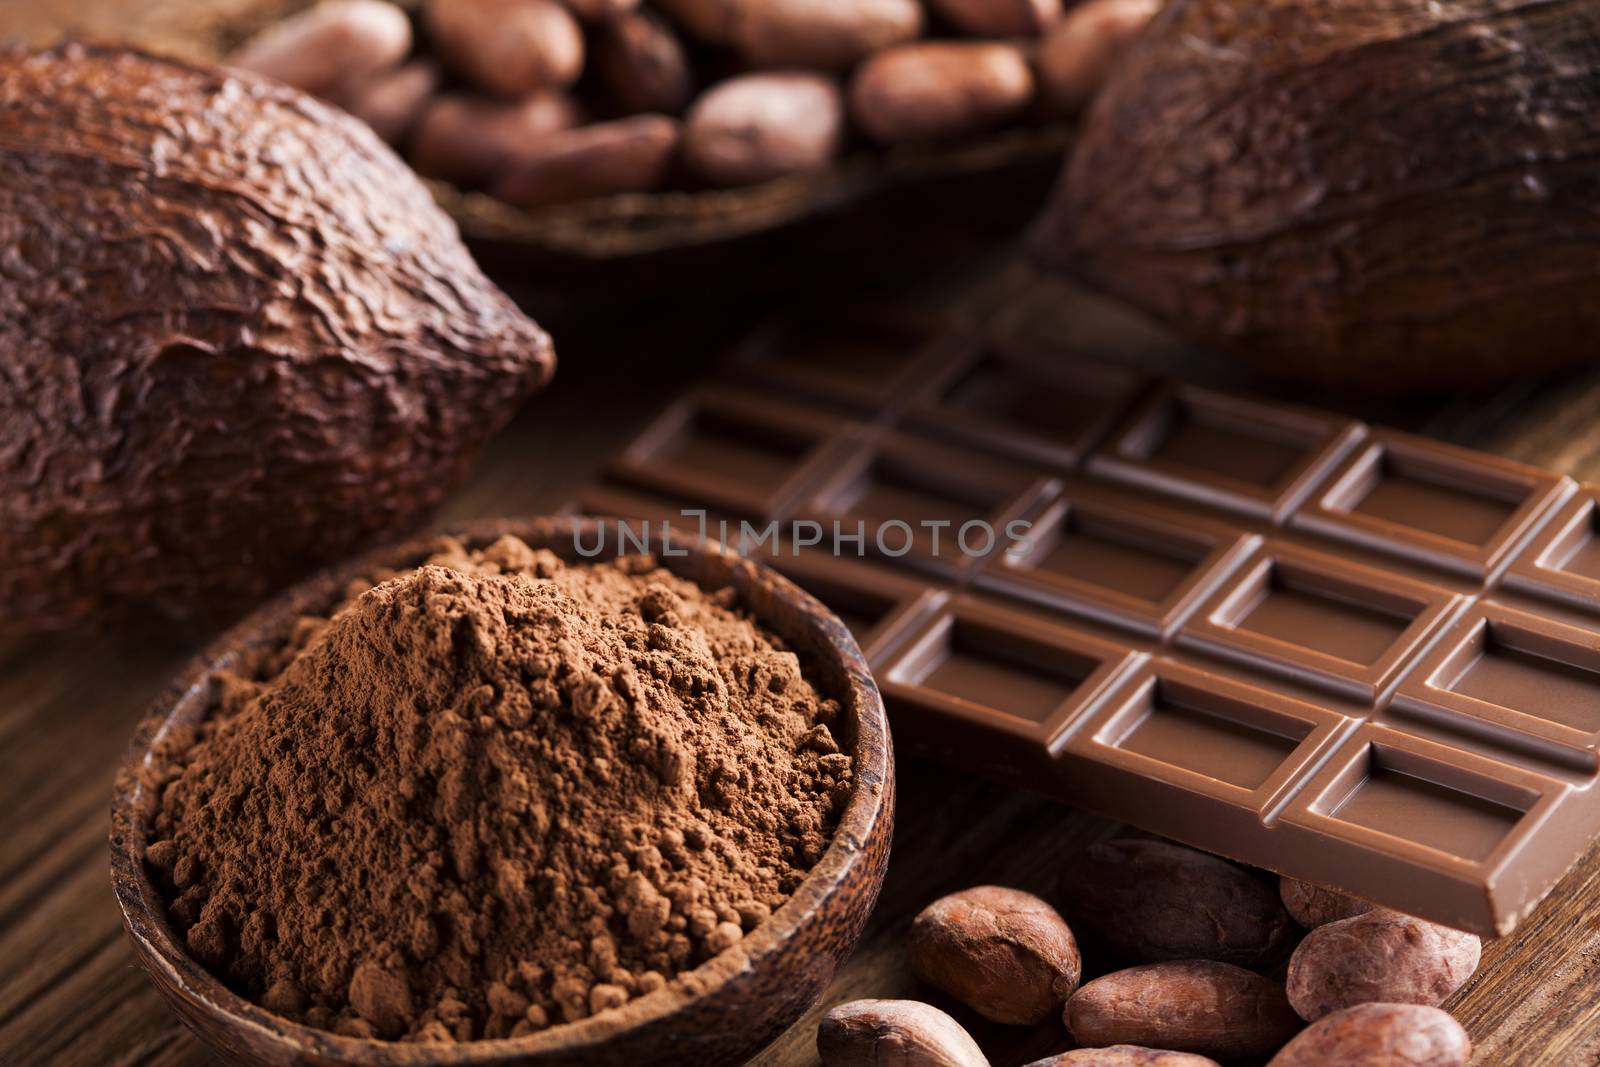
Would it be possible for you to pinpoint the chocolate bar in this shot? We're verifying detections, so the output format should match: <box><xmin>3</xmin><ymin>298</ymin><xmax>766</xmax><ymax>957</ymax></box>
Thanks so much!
<box><xmin>573</xmin><ymin>306</ymin><xmax>1600</xmax><ymax>936</ymax></box>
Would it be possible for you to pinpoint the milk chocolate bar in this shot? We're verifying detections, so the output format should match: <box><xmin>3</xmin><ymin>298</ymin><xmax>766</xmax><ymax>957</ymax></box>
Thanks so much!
<box><xmin>574</xmin><ymin>306</ymin><xmax>1600</xmax><ymax>936</ymax></box>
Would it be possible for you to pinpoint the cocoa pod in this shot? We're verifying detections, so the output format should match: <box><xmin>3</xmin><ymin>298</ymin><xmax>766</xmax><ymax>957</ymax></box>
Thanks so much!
<box><xmin>594</xmin><ymin>9</ymin><xmax>694</xmax><ymax>115</ymax></box>
<box><xmin>346</xmin><ymin>60</ymin><xmax>439</xmax><ymax>144</ymax></box>
<box><xmin>1279</xmin><ymin>878</ymin><xmax>1374</xmax><ymax>929</ymax></box>
<box><xmin>1286</xmin><ymin>911</ymin><xmax>1481</xmax><ymax>1022</ymax></box>
<box><xmin>0</xmin><ymin>43</ymin><xmax>554</xmax><ymax>633</ymax></box>
<box><xmin>733</xmin><ymin>0</ymin><xmax>924</xmax><ymax>70</ymax></box>
<box><xmin>409</xmin><ymin>92</ymin><xmax>581</xmax><ymax>187</ymax></box>
<box><xmin>908</xmin><ymin>885</ymin><xmax>1081</xmax><ymax>1026</ymax></box>
<box><xmin>425</xmin><ymin>0</ymin><xmax>584</xmax><ymax>96</ymax></box>
<box><xmin>818</xmin><ymin>999</ymin><xmax>989</xmax><ymax>1067</ymax></box>
<box><xmin>849</xmin><ymin>42</ymin><xmax>1033</xmax><ymax>145</ymax></box>
<box><xmin>1032</xmin><ymin>0</ymin><xmax>1600</xmax><ymax>392</ymax></box>
<box><xmin>1058</xmin><ymin>838</ymin><xmax>1297</xmax><ymax>969</ymax></box>
<box><xmin>1035</xmin><ymin>0</ymin><xmax>1159</xmax><ymax>115</ymax></box>
<box><xmin>489</xmin><ymin>114</ymin><xmax>680</xmax><ymax>209</ymax></box>
<box><xmin>927</xmin><ymin>0</ymin><xmax>1061</xmax><ymax>37</ymax></box>
<box><xmin>1268</xmin><ymin>1003</ymin><xmax>1471</xmax><ymax>1067</ymax></box>
<box><xmin>1024</xmin><ymin>1047</ymin><xmax>1220</xmax><ymax>1067</ymax></box>
<box><xmin>1066</xmin><ymin>961</ymin><xmax>1302</xmax><ymax>1060</ymax></box>
<box><xmin>682</xmin><ymin>73</ymin><xmax>844</xmax><ymax>187</ymax></box>
<box><xmin>227</xmin><ymin>0</ymin><xmax>411</xmax><ymax>102</ymax></box>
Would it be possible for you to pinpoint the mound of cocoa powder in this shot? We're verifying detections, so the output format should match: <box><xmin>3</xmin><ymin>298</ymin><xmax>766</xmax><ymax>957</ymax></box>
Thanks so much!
<box><xmin>144</xmin><ymin>535</ymin><xmax>853</xmax><ymax>1042</ymax></box>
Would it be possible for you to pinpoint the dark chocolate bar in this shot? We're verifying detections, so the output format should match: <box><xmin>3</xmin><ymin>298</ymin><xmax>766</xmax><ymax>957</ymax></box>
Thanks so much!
<box><xmin>573</xmin><ymin>306</ymin><xmax>1600</xmax><ymax>936</ymax></box>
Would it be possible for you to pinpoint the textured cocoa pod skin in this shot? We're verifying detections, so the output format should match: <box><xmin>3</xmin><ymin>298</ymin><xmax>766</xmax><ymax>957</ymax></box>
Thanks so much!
<box><xmin>908</xmin><ymin>885</ymin><xmax>1082</xmax><ymax>1025</ymax></box>
<box><xmin>408</xmin><ymin>91</ymin><xmax>581</xmax><ymax>187</ymax></box>
<box><xmin>733</xmin><ymin>0</ymin><xmax>925</xmax><ymax>70</ymax></box>
<box><xmin>489</xmin><ymin>115</ymin><xmax>680</xmax><ymax>209</ymax></box>
<box><xmin>818</xmin><ymin>999</ymin><xmax>989</xmax><ymax>1067</ymax></box>
<box><xmin>1286</xmin><ymin>911</ymin><xmax>1481</xmax><ymax>1022</ymax></box>
<box><xmin>1058</xmin><ymin>839</ymin><xmax>1297</xmax><ymax>969</ymax></box>
<box><xmin>0</xmin><ymin>44</ymin><xmax>554</xmax><ymax>634</ymax></box>
<box><xmin>346</xmin><ymin>60</ymin><xmax>439</xmax><ymax>144</ymax></box>
<box><xmin>682</xmin><ymin>73</ymin><xmax>844</xmax><ymax>187</ymax></box>
<box><xmin>1268</xmin><ymin>1003</ymin><xmax>1471</xmax><ymax>1067</ymax></box>
<box><xmin>850</xmin><ymin>42</ymin><xmax>1034</xmax><ymax>145</ymax></box>
<box><xmin>1280</xmin><ymin>878</ymin><xmax>1374</xmax><ymax>929</ymax></box>
<box><xmin>927</xmin><ymin>0</ymin><xmax>1061</xmax><ymax>38</ymax></box>
<box><xmin>594</xmin><ymin>9</ymin><xmax>695</xmax><ymax>115</ymax></box>
<box><xmin>227</xmin><ymin>0</ymin><xmax>411</xmax><ymax>102</ymax></box>
<box><xmin>1032</xmin><ymin>0</ymin><xmax>1600</xmax><ymax>392</ymax></box>
<box><xmin>1024</xmin><ymin>1046</ymin><xmax>1220</xmax><ymax>1067</ymax></box>
<box><xmin>1066</xmin><ymin>961</ymin><xmax>1303</xmax><ymax>1059</ymax></box>
<box><xmin>1035</xmin><ymin>0</ymin><xmax>1158</xmax><ymax>115</ymax></box>
<box><xmin>426</xmin><ymin>0</ymin><xmax>584</xmax><ymax>96</ymax></box>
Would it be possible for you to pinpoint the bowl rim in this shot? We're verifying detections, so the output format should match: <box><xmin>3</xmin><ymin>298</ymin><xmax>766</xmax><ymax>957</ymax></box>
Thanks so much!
<box><xmin>109</xmin><ymin>515</ymin><xmax>893</xmax><ymax>1064</ymax></box>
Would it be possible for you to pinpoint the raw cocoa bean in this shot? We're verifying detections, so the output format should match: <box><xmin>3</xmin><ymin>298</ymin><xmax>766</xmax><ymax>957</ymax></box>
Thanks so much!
<box><xmin>1035</xmin><ymin>0</ymin><xmax>1159</xmax><ymax>114</ymax></box>
<box><xmin>228</xmin><ymin>0</ymin><xmax>411</xmax><ymax>102</ymax></box>
<box><xmin>595</xmin><ymin>10</ymin><xmax>694</xmax><ymax>115</ymax></box>
<box><xmin>908</xmin><ymin>885</ymin><xmax>1081</xmax><ymax>1026</ymax></box>
<box><xmin>554</xmin><ymin>0</ymin><xmax>639</xmax><ymax>20</ymax></box>
<box><xmin>1066</xmin><ymin>961</ymin><xmax>1302</xmax><ymax>1060</ymax></box>
<box><xmin>849</xmin><ymin>42</ymin><xmax>1033</xmax><ymax>145</ymax></box>
<box><xmin>652</xmin><ymin>0</ymin><xmax>738</xmax><ymax>44</ymax></box>
<box><xmin>426</xmin><ymin>0</ymin><xmax>584</xmax><ymax>96</ymax></box>
<box><xmin>346</xmin><ymin>61</ymin><xmax>439</xmax><ymax>144</ymax></box>
<box><xmin>1268</xmin><ymin>1003</ymin><xmax>1471</xmax><ymax>1067</ymax></box>
<box><xmin>927</xmin><ymin>0</ymin><xmax>1061</xmax><ymax>38</ymax></box>
<box><xmin>818</xmin><ymin>999</ymin><xmax>989</xmax><ymax>1067</ymax></box>
<box><xmin>409</xmin><ymin>92</ymin><xmax>581</xmax><ymax>187</ymax></box>
<box><xmin>682</xmin><ymin>73</ymin><xmax>843</xmax><ymax>187</ymax></box>
<box><xmin>1024</xmin><ymin>1047</ymin><xmax>1220</xmax><ymax>1067</ymax></box>
<box><xmin>489</xmin><ymin>114</ymin><xmax>680</xmax><ymax>209</ymax></box>
<box><xmin>1286</xmin><ymin>911</ymin><xmax>1481</xmax><ymax>1022</ymax></box>
<box><xmin>1058</xmin><ymin>838</ymin><xmax>1297</xmax><ymax>969</ymax></box>
<box><xmin>1280</xmin><ymin>878</ymin><xmax>1374</xmax><ymax>929</ymax></box>
<box><xmin>733</xmin><ymin>0</ymin><xmax>924</xmax><ymax>70</ymax></box>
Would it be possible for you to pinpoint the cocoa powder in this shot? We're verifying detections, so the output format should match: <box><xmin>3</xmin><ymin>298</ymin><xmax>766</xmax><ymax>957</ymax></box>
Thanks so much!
<box><xmin>145</xmin><ymin>535</ymin><xmax>851</xmax><ymax>1042</ymax></box>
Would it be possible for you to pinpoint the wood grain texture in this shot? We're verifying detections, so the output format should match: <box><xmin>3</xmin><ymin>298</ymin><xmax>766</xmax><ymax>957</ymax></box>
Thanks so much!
<box><xmin>2</xmin><ymin>260</ymin><xmax>1599</xmax><ymax>1067</ymax></box>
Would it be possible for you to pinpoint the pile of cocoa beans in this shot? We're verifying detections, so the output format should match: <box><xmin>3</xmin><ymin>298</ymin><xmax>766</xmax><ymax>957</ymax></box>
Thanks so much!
<box><xmin>226</xmin><ymin>0</ymin><xmax>1158</xmax><ymax>209</ymax></box>
<box><xmin>820</xmin><ymin>837</ymin><xmax>1483</xmax><ymax>1066</ymax></box>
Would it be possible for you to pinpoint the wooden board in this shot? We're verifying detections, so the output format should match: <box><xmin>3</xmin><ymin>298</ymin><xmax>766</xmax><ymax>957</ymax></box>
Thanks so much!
<box><xmin>2</xmin><ymin>261</ymin><xmax>1598</xmax><ymax>1067</ymax></box>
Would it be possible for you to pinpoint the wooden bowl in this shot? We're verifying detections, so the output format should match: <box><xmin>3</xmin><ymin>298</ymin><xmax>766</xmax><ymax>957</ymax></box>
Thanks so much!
<box><xmin>110</xmin><ymin>516</ymin><xmax>894</xmax><ymax>1067</ymax></box>
<box><xmin>5</xmin><ymin>0</ymin><xmax>1072</xmax><ymax>293</ymax></box>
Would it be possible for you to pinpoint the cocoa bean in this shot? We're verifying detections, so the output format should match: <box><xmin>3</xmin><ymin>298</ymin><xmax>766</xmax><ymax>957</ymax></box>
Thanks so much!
<box><xmin>908</xmin><ymin>885</ymin><xmax>1081</xmax><ymax>1026</ymax></box>
<box><xmin>489</xmin><ymin>114</ymin><xmax>680</xmax><ymax>208</ymax></box>
<box><xmin>1035</xmin><ymin>0</ymin><xmax>1159</xmax><ymax>115</ymax></box>
<box><xmin>1268</xmin><ymin>1003</ymin><xmax>1471</xmax><ymax>1067</ymax></box>
<box><xmin>849</xmin><ymin>42</ymin><xmax>1033</xmax><ymax>145</ymax></box>
<box><xmin>1286</xmin><ymin>911</ymin><xmax>1481</xmax><ymax>1022</ymax></box>
<box><xmin>228</xmin><ymin>0</ymin><xmax>411</xmax><ymax>102</ymax></box>
<box><xmin>1023</xmin><ymin>1045</ymin><xmax>1220</xmax><ymax>1066</ymax></box>
<box><xmin>733</xmin><ymin>0</ymin><xmax>924</xmax><ymax>70</ymax></box>
<box><xmin>1279</xmin><ymin>878</ymin><xmax>1374</xmax><ymax>929</ymax></box>
<box><xmin>425</xmin><ymin>0</ymin><xmax>584</xmax><ymax>96</ymax></box>
<box><xmin>1058</xmin><ymin>838</ymin><xmax>1297</xmax><ymax>969</ymax></box>
<box><xmin>818</xmin><ymin>999</ymin><xmax>989</xmax><ymax>1067</ymax></box>
<box><xmin>927</xmin><ymin>0</ymin><xmax>1060</xmax><ymax>37</ymax></box>
<box><xmin>681</xmin><ymin>73</ymin><xmax>844</xmax><ymax>186</ymax></box>
<box><xmin>595</xmin><ymin>9</ymin><xmax>695</xmax><ymax>115</ymax></box>
<box><xmin>346</xmin><ymin>61</ymin><xmax>439</xmax><ymax>144</ymax></box>
<box><xmin>1066</xmin><ymin>960</ymin><xmax>1302</xmax><ymax>1059</ymax></box>
<box><xmin>409</xmin><ymin>92</ymin><xmax>581</xmax><ymax>187</ymax></box>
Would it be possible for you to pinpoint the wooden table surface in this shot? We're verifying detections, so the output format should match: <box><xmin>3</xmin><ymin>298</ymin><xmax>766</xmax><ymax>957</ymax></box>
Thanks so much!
<box><xmin>4</xmin><ymin>258</ymin><xmax>1599</xmax><ymax>1067</ymax></box>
